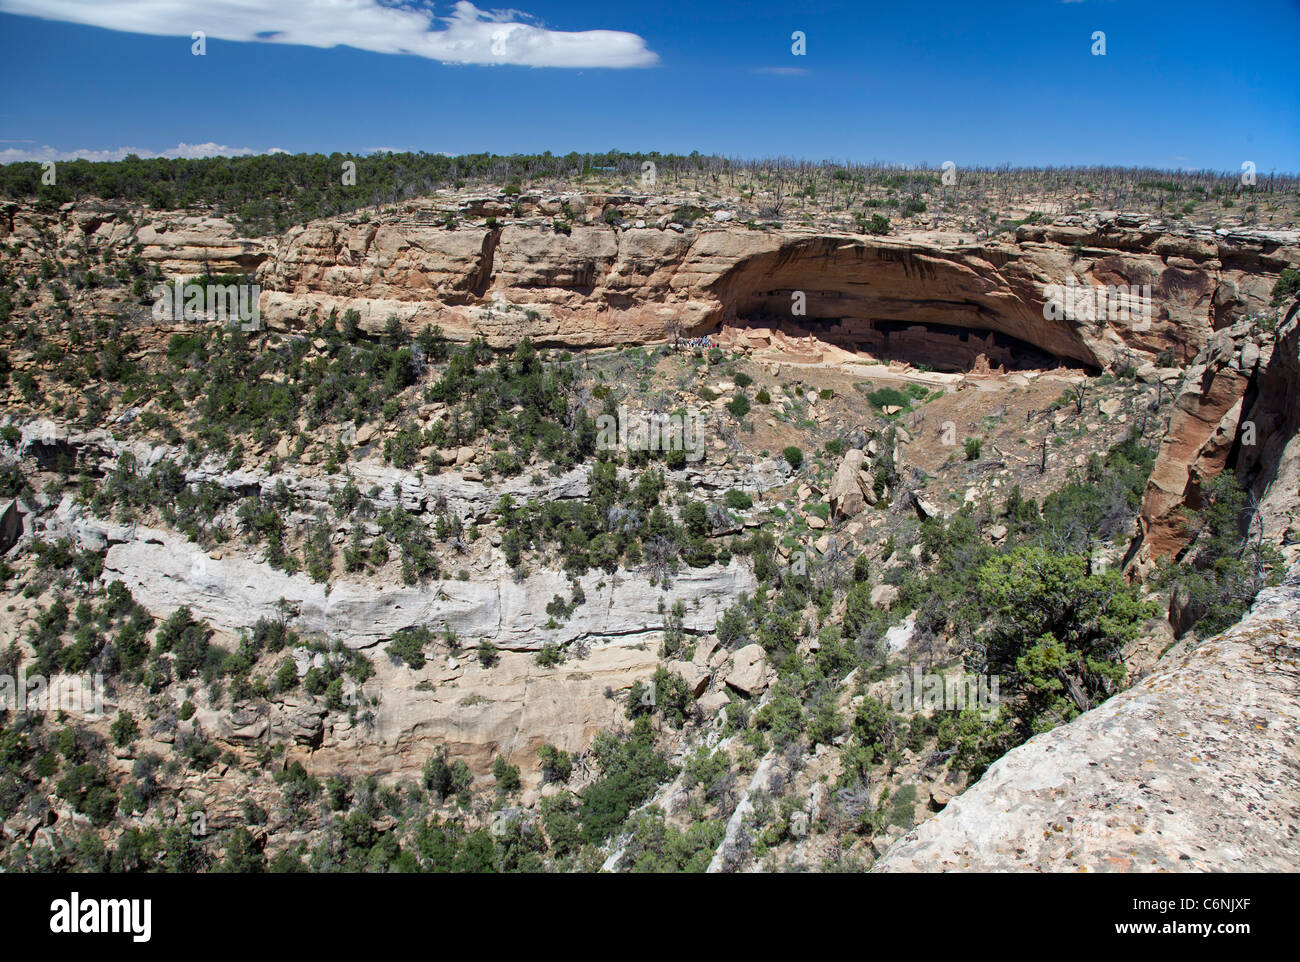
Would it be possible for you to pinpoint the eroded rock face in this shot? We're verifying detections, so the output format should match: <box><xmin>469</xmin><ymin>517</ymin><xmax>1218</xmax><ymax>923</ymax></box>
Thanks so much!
<box><xmin>828</xmin><ymin>448</ymin><xmax>868</xmax><ymax>519</ymax></box>
<box><xmin>1238</xmin><ymin>304</ymin><xmax>1300</xmax><ymax>548</ymax></box>
<box><xmin>2</xmin><ymin>202</ymin><xmax>273</xmax><ymax>276</ymax></box>
<box><xmin>1131</xmin><ymin>321</ymin><xmax>1262</xmax><ymax>562</ymax></box>
<box><xmin>98</xmin><ymin>522</ymin><xmax>755</xmax><ymax>653</ymax></box>
<box><xmin>296</xmin><ymin>644</ymin><xmax>659</xmax><ymax>782</ymax></box>
<box><xmin>133</xmin><ymin>213</ymin><xmax>272</xmax><ymax>275</ymax></box>
<box><xmin>872</xmin><ymin>567</ymin><xmax>1300</xmax><ymax>873</ymax></box>
<box><xmin>255</xmin><ymin>202</ymin><xmax>1300</xmax><ymax>369</ymax></box>
<box><xmin>724</xmin><ymin>644</ymin><xmax>768</xmax><ymax>696</ymax></box>
<box><xmin>11</xmin><ymin>197</ymin><xmax>1297</xmax><ymax>373</ymax></box>
<box><xmin>15</xmin><ymin>417</ymin><xmax>791</xmax><ymax>531</ymax></box>
<box><xmin>1130</xmin><ymin>306</ymin><xmax>1300</xmax><ymax>567</ymax></box>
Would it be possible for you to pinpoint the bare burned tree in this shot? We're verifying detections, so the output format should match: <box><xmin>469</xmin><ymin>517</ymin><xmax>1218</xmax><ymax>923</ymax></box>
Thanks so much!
<box><xmin>1070</xmin><ymin>381</ymin><xmax>1088</xmax><ymax>416</ymax></box>
<box><xmin>642</xmin><ymin>535</ymin><xmax>678</xmax><ymax>587</ymax></box>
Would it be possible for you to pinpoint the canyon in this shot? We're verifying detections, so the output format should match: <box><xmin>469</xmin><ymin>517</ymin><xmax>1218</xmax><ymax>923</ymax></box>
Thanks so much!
<box><xmin>2</xmin><ymin>182</ymin><xmax>1299</xmax><ymax>873</ymax></box>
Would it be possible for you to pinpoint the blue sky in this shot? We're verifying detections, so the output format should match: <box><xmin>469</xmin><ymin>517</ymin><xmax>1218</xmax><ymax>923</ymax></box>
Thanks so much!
<box><xmin>1</xmin><ymin>0</ymin><xmax>1296</xmax><ymax>171</ymax></box>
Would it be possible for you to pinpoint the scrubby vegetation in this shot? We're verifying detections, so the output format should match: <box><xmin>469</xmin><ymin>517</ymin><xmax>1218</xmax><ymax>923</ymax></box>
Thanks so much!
<box><xmin>1</xmin><ymin>153</ymin><xmax>1293</xmax><ymax>873</ymax></box>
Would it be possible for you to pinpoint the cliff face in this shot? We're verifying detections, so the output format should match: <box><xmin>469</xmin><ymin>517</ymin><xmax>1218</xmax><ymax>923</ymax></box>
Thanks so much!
<box><xmin>873</xmin><ymin>564</ymin><xmax>1300</xmax><ymax>873</ymax></box>
<box><xmin>7</xmin><ymin>197</ymin><xmax>1297</xmax><ymax>372</ymax></box>
<box><xmin>255</xmin><ymin>202</ymin><xmax>1299</xmax><ymax>369</ymax></box>
<box><xmin>1</xmin><ymin>200</ymin><xmax>274</xmax><ymax>275</ymax></box>
<box><xmin>1130</xmin><ymin>307</ymin><xmax>1300</xmax><ymax>566</ymax></box>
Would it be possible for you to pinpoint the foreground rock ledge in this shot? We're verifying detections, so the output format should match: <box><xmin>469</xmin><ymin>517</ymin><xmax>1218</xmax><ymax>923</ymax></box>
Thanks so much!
<box><xmin>873</xmin><ymin>570</ymin><xmax>1300</xmax><ymax>873</ymax></box>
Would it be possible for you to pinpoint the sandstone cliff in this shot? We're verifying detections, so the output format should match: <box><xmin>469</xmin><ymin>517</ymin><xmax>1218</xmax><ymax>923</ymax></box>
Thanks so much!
<box><xmin>256</xmin><ymin>202</ymin><xmax>1299</xmax><ymax>371</ymax></box>
<box><xmin>1130</xmin><ymin>304</ymin><xmax>1300</xmax><ymax>566</ymax></box>
<box><xmin>7</xmin><ymin>196</ymin><xmax>1296</xmax><ymax>374</ymax></box>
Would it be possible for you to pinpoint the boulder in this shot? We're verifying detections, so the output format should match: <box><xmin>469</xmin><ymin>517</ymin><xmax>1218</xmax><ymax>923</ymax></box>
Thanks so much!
<box><xmin>693</xmin><ymin>636</ymin><xmax>719</xmax><ymax>666</ymax></box>
<box><xmin>912</xmin><ymin>493</ymin><xmax>942</xmax><ymax>520</ymax></box>
<box><xmin>860</xmin><ymin>470</ymin><xmax>879</xmax><ymax>506</ymax></box>
<box><xmin>928</xmin><ymin>782</ymin><xmax>954</xmax><ymax>811</ymax></box>
<box><xmin>829</xmin><ymin>449</ymin><xmax>868</xmax><ymax>519</ymax></box>
<box><xmin>671</xmin><ymin>660</ymin><xmax>711</xmax><ymax>698</ymax></box>
<box><xmin>789</xmin><ymin>810</ymin><xmax>810</xmax><ymax>838</ymax></box>
<box><xmin>870</xmin><ymin>583</ymin><xmax>899</xmax><ymax>610</ymax></box>
<box><xmin>725</xmin><ymin>644</ymin><xmax>768</xmax><ymax>695</ymax></box>
<box><xmin>697</xmin><ymin>690</ymin><xmax>731</xmax><ymax>717</ymax></box>
<box><xmin>0</xmin><ymin>499</ymin><xmax>25</xmax><ymax>554</ymax></box>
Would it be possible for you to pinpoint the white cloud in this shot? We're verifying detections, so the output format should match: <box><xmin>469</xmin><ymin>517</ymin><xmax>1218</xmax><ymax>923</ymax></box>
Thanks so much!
<box><xmin>0</xmin><ymin>0</ymin><xmax>659</xmax><ymax>67</ymax></box>
<box><xmin>0</xmin><ymin>142</ymin><xmax>268</xmax><ymax>163</ymax></box>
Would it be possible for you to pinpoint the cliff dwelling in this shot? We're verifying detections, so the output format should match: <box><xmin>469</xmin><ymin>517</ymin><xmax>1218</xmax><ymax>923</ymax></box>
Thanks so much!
<box><xmin>703</xmin><ymin>237</ymin><xmax>1100</xmax><ymax>376</ymax></box>
<box><xmin>712</xmin><ymin>314</ymin><xmax>1071</xmax><ymax>375</ymax></box>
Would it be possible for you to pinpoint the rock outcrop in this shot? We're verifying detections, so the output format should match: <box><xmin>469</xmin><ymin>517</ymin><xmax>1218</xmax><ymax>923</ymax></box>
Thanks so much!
<box><xmin>132</xmin><ymin>212</ymin><xmax>272</xmax><ymax>275</ymax></box>
<box><xmin>828</xmin><ymin>448</ymin><xmax>869</xmax><ymax>518</ymax></box>
<box><xmin>8</xmin><ymin>197</ymin><xmax>1298</xmax><ymax>374</ymax></box>
<box><xmin>256</xmin><ymin>201</ymin><xmax>1300</xmax><ymax>370</ymax></box>
<box><xmin>873</xmin><ymin>565</ymin><xmax>1300</xmax><ymax>872</ymax></box>
<box><xmin>14</xmin><ymin>418</ymin><xmax>791</xmax><ymax>531</ymax></box>
<box><xmin>5</xmin><ymin>420</ymin><xmax>769</xmax><ymax>784</ymax></box>
<box><xmin>296</xmin><ymin>643</ymin><xmax>659</xmax><ymax>782</ymax></box>
<box><xmin>1238</xmin><ymin>302</ymin><xmax>1300</xmax><ymax>550</ymax></box>
<box><xmin>0</xmin><ymin>201</ymin><xmax>273</xmax><ymax>276</ymax></box>
<box><xmin>1129</xmin><ymin>303</ymin><xmax>1300</xmax><ymax>568</ymax></box>
<box><xmin>96</xmin><ymin>521</ymin><xmax>754</xmax><ymax>653</ymax></box>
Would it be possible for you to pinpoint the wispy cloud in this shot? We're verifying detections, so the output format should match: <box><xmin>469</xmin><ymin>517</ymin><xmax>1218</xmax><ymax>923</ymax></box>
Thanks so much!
<box><xmin>753</xmin><ymin>66</ymin><xmax>808</xmax><ymax>76</ymax></box>
<box><xmin>0</xmin><ymin>0</ymin><xmax>659</xmax><ymax>68</ymax></box>
<box><xmin>0</xmin><ymin>142</ymin><xmax>280</xmax><ymax>163</ymax></box>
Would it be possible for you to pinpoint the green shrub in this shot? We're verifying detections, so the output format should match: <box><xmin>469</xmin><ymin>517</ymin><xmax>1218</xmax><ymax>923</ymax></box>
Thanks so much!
<box><xmin>423</xmin><ymin>748</ymin><xmax>473</xmax><ymax>801</ymax></box>
<box><xmin>492</xmin><ymin>755</ymin><xmax>521</xmax><ymax>794</ymax></box>
<box><xmin>866</xmin><ymin>387</ymin><xmax>909</xmax><ymax>410</ymax></box>
<box><xmin>853</xmin><ymin>553</ymin><xmax>870</xmax><ymax>583</ymax></box>
<box><xmin>57</xmin><ymin>764</ymin><xmax>118</xmax><ymax>825</ymax></box>
<box><xmin>725</xmin><ymin>393</ymin><xmax>750</xmax><ymax>419</ymax></box>
<box><xmin>387</xmin><ymin>626</ymin><xmax>432</xmax><ymax>670</ymax></box>
<box><xmin>579</xmin><ymin>719</ymin><xmax>675</xmax><ymax>844</ymax></box>
<box><xmin>725</xmin><ymin>489</ymin><xmax>753</xmax><ymax>510</ymax></box>
<box><xmin>537</xmin><ymin>743</ymin><xmax>573</xmax><ymax>783</ymax></box>
<box><xmin>1271</xmin><ymin>267</ymin><xmax>1300</xmax><ymax>306</ymax></box>
<box><xmin>110</xmin><ymin>711</ymin><xmax>139</xmax><ymax>748</ymax></box>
